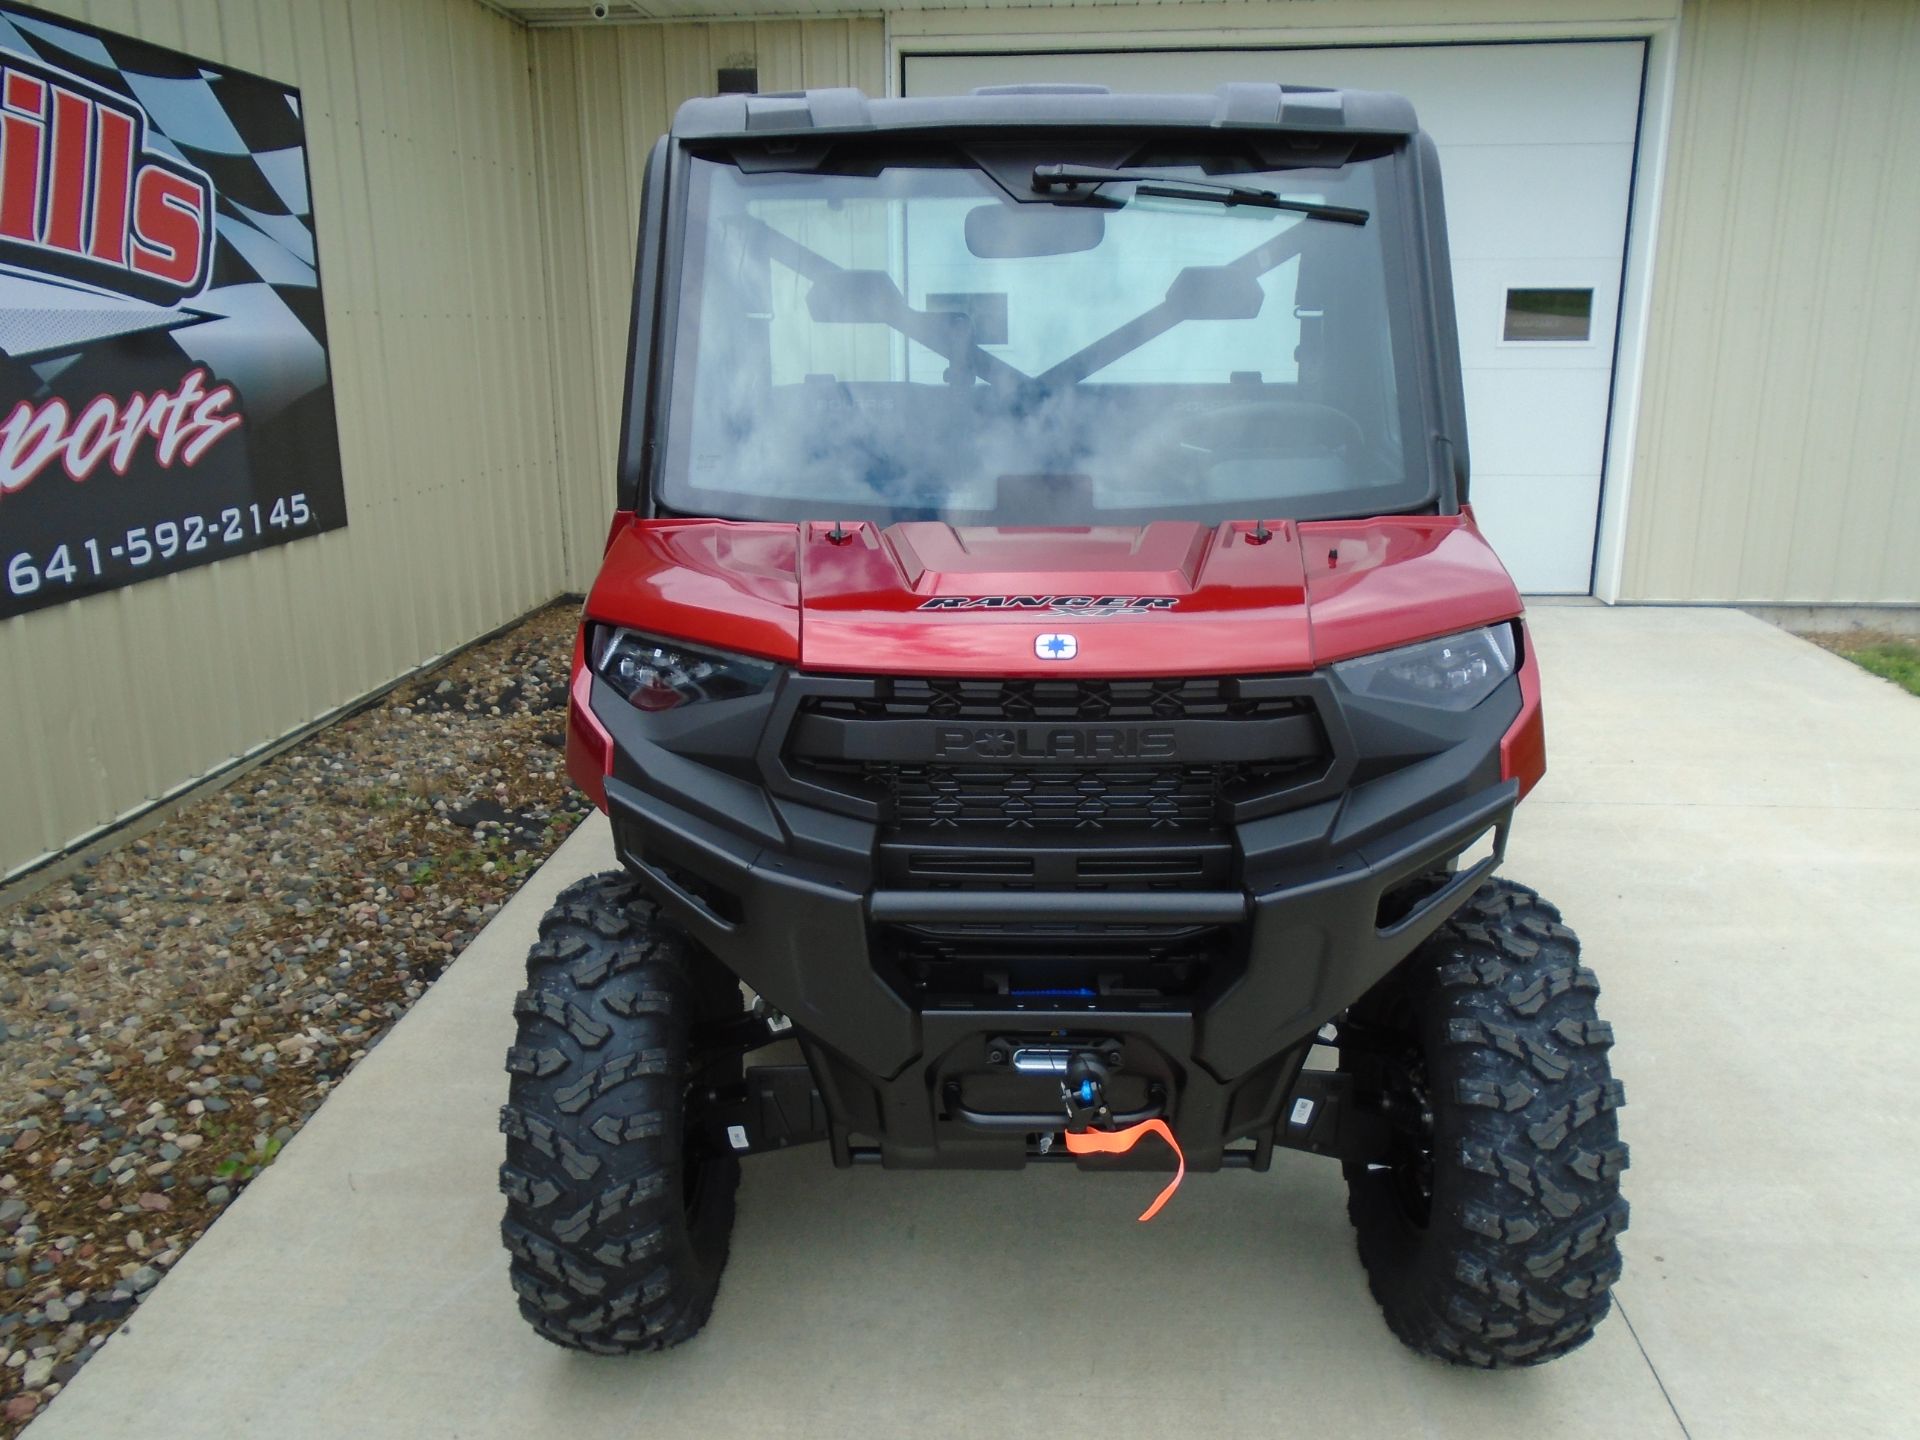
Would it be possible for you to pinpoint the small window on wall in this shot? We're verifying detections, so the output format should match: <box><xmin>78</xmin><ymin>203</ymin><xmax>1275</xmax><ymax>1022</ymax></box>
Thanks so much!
<box><xmin>1504</xmin><ymin>287</ymin><xmax>1594</xmax><ymax>342</ymax></box>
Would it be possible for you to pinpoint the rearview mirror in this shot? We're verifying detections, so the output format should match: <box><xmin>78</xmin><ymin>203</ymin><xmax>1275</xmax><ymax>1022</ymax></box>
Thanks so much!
<box><xmin>964</xmin><ymin>202</ymin><xmax>1106</xmax><ymax>259</ymax></box>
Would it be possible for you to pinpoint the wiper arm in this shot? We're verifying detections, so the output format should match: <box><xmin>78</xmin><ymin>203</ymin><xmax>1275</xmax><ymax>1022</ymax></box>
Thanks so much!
<box><xmin>1031</xmin><ymin>164</ymin><xmax>1369</xmax><ymax>226</ymax></box>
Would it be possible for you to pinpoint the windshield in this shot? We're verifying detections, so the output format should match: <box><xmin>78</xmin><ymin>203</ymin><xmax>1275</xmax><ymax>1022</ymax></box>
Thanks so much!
<box><xmin>659</xmin><ymin>149</ymin><xmax>1430</xmax><ymax>526</ymax></box>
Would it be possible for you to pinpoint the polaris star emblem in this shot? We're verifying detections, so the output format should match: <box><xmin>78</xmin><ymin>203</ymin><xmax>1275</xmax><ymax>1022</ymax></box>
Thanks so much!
<box><xmin>1036</xmin><ymin>633</ymin><xmax>1078</xmax><ymax>661</ymax></box>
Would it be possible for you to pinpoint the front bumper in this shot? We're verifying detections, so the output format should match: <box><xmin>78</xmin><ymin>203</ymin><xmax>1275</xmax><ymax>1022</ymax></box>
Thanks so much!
<box><xmin>595</xmin><ymin>661</ymin><xmax>1523</xmax><ymax>1172</ymax></box>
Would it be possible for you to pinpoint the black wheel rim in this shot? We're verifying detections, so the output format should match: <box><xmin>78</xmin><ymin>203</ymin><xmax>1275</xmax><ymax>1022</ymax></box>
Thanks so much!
<box><xmin>1349</xmin><ymin>1002</ymin><xmax>1437</xmax><ymax>1231</ymax></box>
<box><xmin>681</xmin><ymin>1076</ymin><xmax>712</xmax><ymax>1215</ymax></box>
<box><xmin>1382</xmin><ymin>1050</ymin><xmax>1436</xmax><ymax>1229</ymax></box>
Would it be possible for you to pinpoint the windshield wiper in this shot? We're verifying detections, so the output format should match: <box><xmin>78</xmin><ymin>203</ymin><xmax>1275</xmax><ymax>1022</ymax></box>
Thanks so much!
<box><xmin>1031</xmin><ymin>164</ymin><xmax>1369</xmax><ymax>225</ymax></box>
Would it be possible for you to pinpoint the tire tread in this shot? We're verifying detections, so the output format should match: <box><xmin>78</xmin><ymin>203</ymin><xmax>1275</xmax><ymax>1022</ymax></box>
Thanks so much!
<box><xmin>498</xmin><ymin>871</ymin><xmax>737</xmax><ymax>1354</ymax></box>
<box><xmin>1346</xmin><ymin>879</ymin><xmax>1629</xmax><ymax>1367</ymax></box>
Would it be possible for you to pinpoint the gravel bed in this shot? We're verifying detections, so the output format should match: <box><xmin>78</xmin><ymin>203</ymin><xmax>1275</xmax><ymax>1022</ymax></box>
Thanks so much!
<box><xmin>0</xmin><ymin>602</ymin><xmax>585</xmax><ymax>1430</ymax></box>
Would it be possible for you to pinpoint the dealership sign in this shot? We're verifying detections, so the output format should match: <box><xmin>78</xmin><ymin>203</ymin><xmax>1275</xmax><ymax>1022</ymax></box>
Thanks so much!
<box><xmin>0</xmin><ymin>5</ymin><xmax>345</xmax><ymax>618</ymax></box>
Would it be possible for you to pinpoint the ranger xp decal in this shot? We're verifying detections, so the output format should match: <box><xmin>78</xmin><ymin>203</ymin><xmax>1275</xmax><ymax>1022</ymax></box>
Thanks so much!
<box><xmin>917</xmin><ymin>595</ymin><xmax>1179</xmax><ymax>617</ymax></box>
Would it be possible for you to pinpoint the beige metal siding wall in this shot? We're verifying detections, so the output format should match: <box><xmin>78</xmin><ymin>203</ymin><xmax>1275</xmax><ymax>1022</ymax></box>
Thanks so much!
<box><xmin>1621</xmin><ymin>0</ymin><xmax>1920</xmax><ymax>602</ymax></box>
<box><xmin>529</xmin><ymin>17</ymin><xmax>886</xmax><ymax>587</ymax></box>
<box><xmin>0</xmin><ymin>0</ymin><xmax>566</xmax><ymax>878</ymax></box>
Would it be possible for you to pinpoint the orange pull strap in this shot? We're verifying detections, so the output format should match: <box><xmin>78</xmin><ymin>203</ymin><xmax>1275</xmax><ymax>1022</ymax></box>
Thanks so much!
<box><xmin>1062</xmin><ymin>1118</ymin><xmax>1187</xmax><ymax>1222</ymax></box>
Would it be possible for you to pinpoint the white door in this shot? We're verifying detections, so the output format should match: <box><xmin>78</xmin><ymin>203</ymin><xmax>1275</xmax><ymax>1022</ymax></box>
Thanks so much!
<box><xmin>904</xmin><ymin>42</ymin><xmax>1646</xmax><ymax>594</ymax></box>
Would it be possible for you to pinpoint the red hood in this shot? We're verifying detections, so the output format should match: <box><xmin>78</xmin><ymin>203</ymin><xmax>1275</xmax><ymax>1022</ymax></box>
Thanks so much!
<box><xmin>585</xmin><ymin>511</ymin><xmax>1522</xmax><ymax>676</ymax></box>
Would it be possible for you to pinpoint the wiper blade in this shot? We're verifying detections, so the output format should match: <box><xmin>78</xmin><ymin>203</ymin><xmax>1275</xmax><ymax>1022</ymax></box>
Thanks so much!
<box><xmin>1031</xmin><ymin>164</ymin><xmax>1369</xmax><ymax>225</ymax></box>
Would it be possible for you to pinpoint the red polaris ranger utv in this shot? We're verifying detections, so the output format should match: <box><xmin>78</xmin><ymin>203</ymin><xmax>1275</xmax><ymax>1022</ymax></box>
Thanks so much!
<box><xmin>501</xmin><ymin>83</ymin><xmax>1628</xmax><ymax>1367</ymax></box>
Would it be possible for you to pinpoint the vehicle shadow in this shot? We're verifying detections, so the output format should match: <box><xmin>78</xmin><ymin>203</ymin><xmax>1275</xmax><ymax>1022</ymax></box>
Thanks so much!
<box><xmin>514</xmin><ymin>1146</ymin><xmax>1673</xmax><ymax>1440</ymax></box>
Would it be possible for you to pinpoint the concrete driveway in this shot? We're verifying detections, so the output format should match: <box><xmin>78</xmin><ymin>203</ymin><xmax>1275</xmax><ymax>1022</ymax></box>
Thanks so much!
<box><xmin>28</xmin><ymin>606</ymin><xmax>1920</xmax><ymax>1439</ymax></box>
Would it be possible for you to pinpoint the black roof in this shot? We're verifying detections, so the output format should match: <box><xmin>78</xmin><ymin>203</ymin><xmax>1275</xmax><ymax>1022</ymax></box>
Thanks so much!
<box><xmin>671</xmin><ymin>83</ymin><xmax>1421</xmax><ymax>142</ymax></box>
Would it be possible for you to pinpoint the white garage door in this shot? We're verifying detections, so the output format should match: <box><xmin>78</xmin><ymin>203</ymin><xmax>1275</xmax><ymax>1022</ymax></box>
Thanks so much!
<box><xmin>904</xmin><ymin>42</ymin><xmax>1646</xmax><ymax>594</ymax></box>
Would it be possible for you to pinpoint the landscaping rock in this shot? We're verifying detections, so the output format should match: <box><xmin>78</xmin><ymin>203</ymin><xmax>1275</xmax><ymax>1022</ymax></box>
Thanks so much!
<box><xmin>0</xmin><ymin>604</ymin><xmax>581</xmax><ymax>1435</ymax></box>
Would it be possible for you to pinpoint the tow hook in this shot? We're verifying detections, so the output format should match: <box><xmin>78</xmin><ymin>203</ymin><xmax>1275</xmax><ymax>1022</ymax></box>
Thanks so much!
<box><xmin>1062</xmin><ymin>1051</ymin><xmax>1114</xmax><ymax>1130</ymax></box>
<box><xmin>1051</xmin><ymin>1050</ymin><xmax>1187</xmax><ymax>1221</ymax></box>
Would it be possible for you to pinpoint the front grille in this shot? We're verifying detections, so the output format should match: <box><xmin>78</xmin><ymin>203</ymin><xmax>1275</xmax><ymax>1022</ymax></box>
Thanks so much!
<box><xmin>806</xmin><ymin>676</ymin><xmax>1304</xmax><ymax>723</ymax></box>
<box><xmin>883</xmin><ymin>762</ymin><xmax>1229</xmax><ymax>833</ymax></box>
<box><xmin>780</xmin><ymin>673</ymin><xmax>1332</xmax><ymax>999</ymax></box>
<box><xmin>785</xmin><ymin>673</ymin><xmax>1332</xmax><ymax>838</ymax></box>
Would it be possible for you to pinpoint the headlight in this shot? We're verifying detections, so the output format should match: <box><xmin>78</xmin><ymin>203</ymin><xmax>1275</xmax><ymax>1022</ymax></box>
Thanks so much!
<box><xmin>589</xmin><ymin>627</ymin><xmax>777</xmax><ymax>712</ymax></box>
<box><xmin>1333</xmin><ymin>625</ymin><xmax>1516</xmax><ymax>711</ymax></box>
